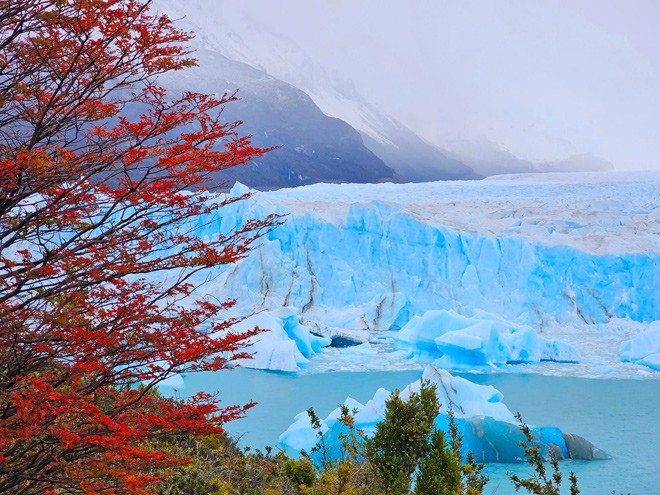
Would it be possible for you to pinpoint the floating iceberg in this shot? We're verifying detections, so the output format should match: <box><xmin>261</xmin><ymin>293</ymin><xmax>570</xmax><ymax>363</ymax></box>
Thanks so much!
<box><xmin>279</xmin><ymin>366</ymin><xmax>609</xmax><ymax>463</ymax></box>
<box><xmin>395</xmin><ymin>309</ymin><xmax>580</xmax><ymax>369</ymax></box>
<box><xmin>213</xmin><ymin>308</ymin><xmax>331</xmax><ymax>372</ymax></box>
<box><xmin>620</xmin><ymin>321</ymin><xmax>660</xmax><ymax>371</ymax></box>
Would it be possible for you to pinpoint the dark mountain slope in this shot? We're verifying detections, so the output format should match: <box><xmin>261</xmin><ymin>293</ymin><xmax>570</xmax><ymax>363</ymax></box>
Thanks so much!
<box><xmin>158</xmin><ymin>50</ymin><xmax>396</xmax><ymax>189</ymax></box>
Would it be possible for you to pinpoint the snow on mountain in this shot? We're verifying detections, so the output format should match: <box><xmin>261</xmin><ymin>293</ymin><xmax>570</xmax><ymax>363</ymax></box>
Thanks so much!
<box><xmin>153</xmin><ymin>47</ymin><xmax>395</xmax><ymax>188</ymax></box>
<box><xmin>177</xmin><ymin>172</ymin><xmax>659</xmax><ymax>377</ymax></box>
<box><xmin>155</xmin><ymin>0</ymin><xmax>394</xmax><ymax>144</ymax></box>
<box><xmin>153</xmin><ymin>0</ymin><xmax>476</xmax><ymax>182</ymax></box>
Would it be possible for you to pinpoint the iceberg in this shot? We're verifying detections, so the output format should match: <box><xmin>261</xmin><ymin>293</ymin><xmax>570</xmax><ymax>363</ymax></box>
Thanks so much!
<box><xmin>213</xmin><ymin>308</ymin><xmax>331</xmax><ymax>372</ymax></box>
<box><xmin>278</xmin><ymin>366</ymin><xmax>609</xmax><ymax>463</ymax></box>
<box><xmin>620</xmin><ymin>321</ymin><xmax>660</xmax><ymax>371</ymax></box>
<box><xmin>395</xmin><ymin>309</ymin><xmax>579</xmax><ymax>369</ymax></box>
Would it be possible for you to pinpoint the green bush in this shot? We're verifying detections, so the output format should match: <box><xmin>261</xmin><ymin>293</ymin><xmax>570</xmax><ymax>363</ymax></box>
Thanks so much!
<box><xmin>150</xmin><ymin>384</ymin><xmax>583</xmax><ymax>495</ymax></box>
<box><xmin>363</xmin><ymin>381</ymin><xmax>487</xmax><ymax>495</ymax></box>
<box><xmin>508</xmin><ymin>413</ymin><xmax>580</xmax><ymax>495</ymax></box>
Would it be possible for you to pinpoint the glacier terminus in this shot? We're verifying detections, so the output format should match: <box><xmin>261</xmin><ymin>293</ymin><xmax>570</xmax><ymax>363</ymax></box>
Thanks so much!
<box><xmin>162</xmin><ymin>171</ymin><xmax>658</xmax><ymax>470</ymax></box>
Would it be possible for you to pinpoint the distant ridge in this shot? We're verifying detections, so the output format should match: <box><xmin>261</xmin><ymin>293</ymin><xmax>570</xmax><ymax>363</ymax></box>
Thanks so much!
<box><xmin>158</xmin><ymin>50</ymin><xmax>397</xmax><ymax>189</ymax></box>
<box><xmin>153</xmin><ymin>0</ymin><xmax>478</xmax><ymax>184</ymax></box>
<box><xmin>444</xmin><ymin>138</ymin><xmax>614</xmax><ymax>177</ymax></box>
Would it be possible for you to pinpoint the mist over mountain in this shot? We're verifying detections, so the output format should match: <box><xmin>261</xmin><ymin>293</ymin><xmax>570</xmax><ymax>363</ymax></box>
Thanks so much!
<box><xmin>157</xmin><ymin>49</ymin><xmax>396</xmax><ymax>188</ymax></box>
<box><xmin>538</xmin><ymin>153</ymin><xmax>615</xmax><ymax>173</ymax></box>
<box><xmin>444</xmin><ymin>139</ymin><xmax>615</xmax><ymax>177</ymax></box>
<box><xmin>222</xmin><ymin>41</ymin><xmax>478</xmax><ymax>182</ymax></box>
<box><xmin>154</xmin><ymin>1</ymin><xmax>478</xmax><ymax>184</ymax></box>
<box><xmin>153</xmin><ymin>1</ymin><xmax>620</xmax><ymax>184</ymax></box>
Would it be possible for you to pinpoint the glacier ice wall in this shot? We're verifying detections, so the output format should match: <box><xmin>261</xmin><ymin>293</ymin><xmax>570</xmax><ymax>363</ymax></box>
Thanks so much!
<box><xmin>395</xmin><ymin>309</ymin><xmax>580</xmax><ymax>369</ymax></box>
<box><xmin>187</xmin><ymin>175</ymin><xmax>658</xmax><ymax>372</ymax></box>
<box><xmin>214</xmin><ymin>308</ymin><xmax>331</xmax><ymax>372</ymax></box>
<box><xmin>620</xmin><ymin>321</ymin><xmax>660</xmax><ymax>371</ymax></box>
<box><xmin>203</xmin><ymin>191</ymin><xmax>657</xmax><ymax>333</ymax></box>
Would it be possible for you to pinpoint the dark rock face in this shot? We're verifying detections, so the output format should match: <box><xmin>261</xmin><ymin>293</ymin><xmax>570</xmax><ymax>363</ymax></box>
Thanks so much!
<box><xmin>159</xmin><ymin>50</ymin><xmax>396</xmax><ymax>189</ymax></box>
<box><xmin>562</xmin><ymin>432</ymin><xmax>611</xmax><ymax>460</ymax></box>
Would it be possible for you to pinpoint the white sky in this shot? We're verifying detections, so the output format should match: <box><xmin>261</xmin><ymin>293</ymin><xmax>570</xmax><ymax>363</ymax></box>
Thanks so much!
<box><xmin>172</xmin><ymin>1</ymin><xmax>660</xmax><ymax>170</ymax></box>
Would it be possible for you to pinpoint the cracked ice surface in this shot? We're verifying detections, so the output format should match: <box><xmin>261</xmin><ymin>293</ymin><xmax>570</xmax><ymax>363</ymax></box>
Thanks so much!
<box><xmin>191</xmin><ymin>172</ymin><xmax>658</xmax><ymax>376</ymax></box>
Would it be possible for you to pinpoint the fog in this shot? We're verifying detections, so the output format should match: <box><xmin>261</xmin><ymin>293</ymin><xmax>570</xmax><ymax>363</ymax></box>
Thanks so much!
<box><xmin>167</xmin><ymin>1</ymin><xmax>660</xmax><ymax>171</ymax></box>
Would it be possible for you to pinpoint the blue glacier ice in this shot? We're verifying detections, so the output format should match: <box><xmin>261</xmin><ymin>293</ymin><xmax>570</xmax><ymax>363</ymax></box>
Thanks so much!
<box><xmin>395</xmin><ymin>309</ymin><xmax>579</xmax><ymax>369</ymax></box>
<box><xmin>156</xmin><ymin>174</ymin><xmax>657</xmax><ymax>472</ymax></box>
<box><xmin>187</xmin><ymin>174</ymin><xmax>659</xmax><ymax>375</ymax></box>
<box><xmin>213</xmin><ymin>308</ymin><xmax>331</xmax><ymax>372</ymax></box>
<box><xmin>620</xmin><ymin>321</ymin><xmax>660</xmax><ymax>371</ymax></box>
<box><xmin>278</xmin><ymin>366</ymin><xmax>610</xmax><ymax>463</ymax></box>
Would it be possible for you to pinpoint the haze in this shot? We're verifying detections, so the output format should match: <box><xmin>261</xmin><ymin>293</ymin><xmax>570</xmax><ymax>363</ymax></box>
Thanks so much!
<box><xmin>174</xmin><ymin>1</ymin><xmax>660</xmax><ymax>171</ymax></box>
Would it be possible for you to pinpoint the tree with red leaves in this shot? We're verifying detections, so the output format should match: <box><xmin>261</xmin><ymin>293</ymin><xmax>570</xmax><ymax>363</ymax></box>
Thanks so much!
<box><xmin>0</xmin><ymin>1</ymin><xmax>277</xmax><ymax>493</ymax></box>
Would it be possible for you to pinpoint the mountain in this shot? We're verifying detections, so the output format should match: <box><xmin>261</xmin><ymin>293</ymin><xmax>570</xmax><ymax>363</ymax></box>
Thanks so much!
<box><xmin>153</xmin><ymin>0</ymin><xmax>477</xmax><ymax>183</ymax></box>
<box><xmin>444</xmin><ymin>138</ymin><xmax>614</xmax><ymax>177</ymax></box>
<box><xmin>442</xmin><ymin>138</ymin><xmax>539</xmax><ymax>176</ymax></box>
<box><xmin>154</xmin><ymin>1</ymin><xmax>614</xmax><ymax>183</ymax></box>
<box><xmin>537</xmin><ymin>153</ymin><xmax>615</xmax><ymax>173</ymax></box>
<box><xmin>270</xmin><ymin>71</ymin><xmax>478</xmax><ymax>181</ymax></box>
<box><xmin>158</xmin><ymin>49</ymin><xmax>396</xmax><ymax>189</ymax></box>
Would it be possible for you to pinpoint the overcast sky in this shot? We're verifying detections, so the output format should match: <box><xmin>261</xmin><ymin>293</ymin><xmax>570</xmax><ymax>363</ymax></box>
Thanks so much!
<box><xmin>174</xmin><ymin>1</ymin><xmax>660</xmax><ymax>170</ymax></box>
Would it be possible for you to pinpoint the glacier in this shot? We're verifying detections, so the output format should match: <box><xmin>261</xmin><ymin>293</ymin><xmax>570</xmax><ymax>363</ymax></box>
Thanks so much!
<box><xmin>187</xmin><ymin>172</ymin><xmax>658</xmax><ymax>376</ymax></box>
<box><xmin>217</xmin><ymin>308</ymin><xmax>331</xmax><ymax>372</ymax></box>
<box><xmin>395</xmin><ymin>309</ymin><xmax>580</xmax><ymax>369</ymax></box>
<box><xmin>278</xmin><ymin>366</ymin><xmax>610</xmax><ymax>463</ymax></box>
<box><xmin>154</xmin><ymin>172</ymin><xmax>658</xmax><ymax>473</ymax></box>
<box><xmin>620</xmin><ymin>320</ymin><xmax>660</xmax><ymax>371</ymax></box>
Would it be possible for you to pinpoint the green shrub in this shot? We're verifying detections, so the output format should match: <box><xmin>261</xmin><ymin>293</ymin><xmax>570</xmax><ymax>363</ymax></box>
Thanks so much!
<box><xmin>151</xmin><ymin>385</ymin><xmax>584</xmax><ymax>495</ymax></box>
<box><xmin>508</xmin><ymin>413</ymin><xmax>579</xmax><ymax>495</ymax></box>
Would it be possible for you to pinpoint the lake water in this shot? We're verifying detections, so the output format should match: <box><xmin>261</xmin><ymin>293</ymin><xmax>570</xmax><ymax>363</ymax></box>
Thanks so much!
<box><xmin>172</xmin><ymin>369</ymin><xmax>660</xmax><ymax>495</ymax></box>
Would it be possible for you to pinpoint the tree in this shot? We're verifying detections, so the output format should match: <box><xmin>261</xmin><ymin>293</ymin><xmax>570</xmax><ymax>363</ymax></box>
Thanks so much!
<box><xmin>364</xmin><ymin>384</ymin><xmax>439</xmax><ymax>495</ymax></box>
<box><xmin>508</xmin><ymin>414</ymin><xmax>580</xmax><ymax>495</ymax></box>
<box><xmin>363</xmin><ymin>382</ymin><xmax>487</xmax><ymax>495</ymax></box>
<box><xmin>0</xmin><ymin>0</ymin><xmax>277</xmax><ymax>493</ymax></box>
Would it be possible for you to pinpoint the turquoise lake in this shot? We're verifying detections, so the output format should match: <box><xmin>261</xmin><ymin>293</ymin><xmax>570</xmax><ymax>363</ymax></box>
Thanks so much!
<box><xmin>171</xmin><ymin>369</ymin><xmax>660</xmax><ymax>494</ymax></box>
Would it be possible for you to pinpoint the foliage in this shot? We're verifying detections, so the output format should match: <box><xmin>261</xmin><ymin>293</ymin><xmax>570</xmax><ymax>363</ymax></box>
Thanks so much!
<box><xmin>508</xmin><ymin>414</ymin><xmax>580</xmax><ymax>495</ymax></box>
<box><xmin>364</xmin><ymin>383</ymin><xmax>441</xmax><ymax>494</ymax></box>
<box><xmin>153</xmin><ymin>428</ymin><xmax>365</xmax><ymax>495</ymax></box>
<box><xmin>304</xmin><ymin>404</ymin><xmax>369</xmax><ymax>495</ymax></box>
<box><xmin>0</xmin><ymin>0</ymin><xmax>277</xmax><ymax>493</ymax></box>
<box><xmin>415</xmin><ymin>410</ymin><xmax>486</xmax><ymax>495</ymax></box>
<box><xmin>150</xmin><ymin>386</ymin><xmax>588</xmax><ymax>495</ymax></box>
<box><xmin>151</xmin><ymin>383</ymin><xmax>487</xmax><ymax>494</ymax></box>
<box><xmin>303</xmin><ymin>381</ymin><xmax>487</xmax><ymax>495</ymax></box>
<box><xmin>364</xmin><ymin>382</ymin><xmax>487</xmax><ymax>495</ymax></box>
<box><xmin>153</xmin><ymin>432</ymin><xmax>301</xmax><ymax>495</ymax></box>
